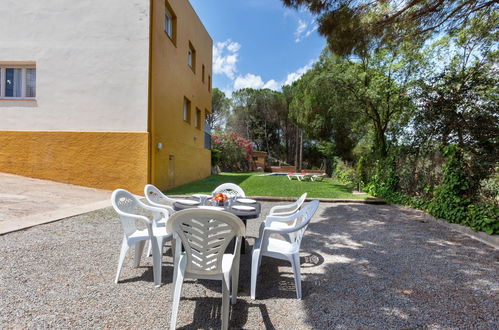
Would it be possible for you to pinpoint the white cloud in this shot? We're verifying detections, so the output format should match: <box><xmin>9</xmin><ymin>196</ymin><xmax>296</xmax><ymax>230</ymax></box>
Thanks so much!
<box><xmin>294</xmin><ymin>19</ymin><xmax>317</xmax><ymax>43</ymax></box>
<box><xmin>233</xmin><ymin>59</ymin><xmax>316</xmax><ymax>92</ymax></box>
<box><xmin>233</xmin><ymin>74</ymin><xmax>282</xmax><ymax>91</ymax></box>
<box><xmin>213</xmin><ymin>39</ymin><xmax>241</xmax><ymax>80</ymax></box>
<box><xmin>263</xmin><ymin>79</ymin><xmax>280</xmax><ymax>90</ymax></box>
<box><xmin>294</xmin><ymin>19</ymin><xmax>307</xmax><ymax>42</ymax></box>
<box><xmin>234</xmin><ymin>73</ymin><xmax>265</xmax><ymax>90</ymax></box>
<box><xmin>284</xmin><ymin>60</ymin><xmax>315</xmax><ymax>86</ymax></box>
<box><xmin>212</xmin><ymin>37</ymin><xmax>316</xmax><ymax>93</ymax></box>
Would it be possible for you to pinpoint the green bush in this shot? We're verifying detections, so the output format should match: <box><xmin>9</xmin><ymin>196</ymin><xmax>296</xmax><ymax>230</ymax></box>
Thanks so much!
<box><xmin>468</xmin><ymin>202</ymin><xmax>499</xmax><ymax>235</ymax></box>
<box><xmin>366</xmin><ymin>145</ymin><xmax>499</xmax><ymax>234</ymax></box>
<box><xmin>427</xmin><ymin>145</ymin><xmax>470</xmax><ymax>225</ymax></box>
<box><xmin>334</xmin><ymin>160</ymin><xmax>356</xmax><ymax>189</ymax></box>
<box><xmin>211</xmin><ymin>149</ymin><xmax>221</xmax><ymax>166</ymax></box>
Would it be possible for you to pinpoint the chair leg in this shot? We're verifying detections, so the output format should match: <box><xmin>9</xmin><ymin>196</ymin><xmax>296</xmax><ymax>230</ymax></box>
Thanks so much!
<box><xmin>170</xmin><ymin>255</ymin><xmax>186</xmax><ymax>330</ymax></box>
<box><xmin>291</xmin><ymin>253</ymin><xmax>302</xmax><ymax>299</ymax></box>
<box><xmin>231</xmin><ymin>259</ymin><xmax>240</xmax><ymax>305</ymax></box>
<box><xmin>222</xmin><ymin>274</ymin><xmax>230</xmax><ymax>330</ymax></box>
<box><xmin>134</xmin><ymin>240</ymin><xmax>146</xmax><ymax>268</ymax></box>
<box><xmin>115</xmin><ymin>236</ymin><xmax>129</xmax><ymax>284</ymax></box>
<box><xmin>151</xmin><ymin>238</ymin><xmax>162</xmax><ymax>287</ymax></box>
<box><xmin>172</xmin><ymin>238</ymin><xmax>182</xmax><ymax>301</ymax></box>
<box><xmin>146</xmin><ymin>240</ymin><xmax>152</xmax><ymax>257</ymax></box>
<box><xmin>250</xmin><ymin>249</ymin><xmax>261</xmax><ymax>299</ymax></box>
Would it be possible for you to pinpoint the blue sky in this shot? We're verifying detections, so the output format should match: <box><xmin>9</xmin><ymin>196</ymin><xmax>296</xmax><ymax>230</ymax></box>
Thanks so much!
<box><xmin>189</xmin><ymin>0</ymin><xmax>326</xmax><ymax>96</ymax></box>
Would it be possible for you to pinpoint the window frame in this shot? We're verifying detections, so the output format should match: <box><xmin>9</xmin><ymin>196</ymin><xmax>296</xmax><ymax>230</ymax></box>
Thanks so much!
<box><xmin>195</xmin><ymin>108</ymin><xmax>202</xmax><ymax>129</ymax></box>
<box><xmin>188</xmin><ymin>42</ymin><xmax>196</xmax><ymax>73</ymax></box>
<box><xmin>183</xmin><ymin>97</ymin><xmax>191</xmax><ymax>123</ymax></box>
<box><xmin>0</xmin><ymin>64</ymin><xmax>36</xmax><ymax>100</ymax></box>
<box><xmin>164</xmin><ymin>1</ymin><xmax>177</xmax><ymax>45</ymax></box>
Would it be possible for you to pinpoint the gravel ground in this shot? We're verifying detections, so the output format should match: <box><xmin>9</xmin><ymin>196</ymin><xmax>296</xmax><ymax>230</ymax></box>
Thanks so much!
<box><xmin>0</xmin><ymin>202</ymin><xmax>498</xmax><ymax>329</ymax></box>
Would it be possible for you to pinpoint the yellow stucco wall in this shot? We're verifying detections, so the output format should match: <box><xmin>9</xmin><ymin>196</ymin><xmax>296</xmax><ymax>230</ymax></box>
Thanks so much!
<box><xmin>0</xmin><ymin>131</ymin><xmax>148</xmax><ymax>194</ymax></box>
<box><xmin>149</xmin><ymin>0</ymin><xmax>213</xmax><ymax>191</ymax></box>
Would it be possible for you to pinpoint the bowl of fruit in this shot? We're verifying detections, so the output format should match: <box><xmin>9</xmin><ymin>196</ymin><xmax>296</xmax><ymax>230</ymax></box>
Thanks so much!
<box><xmin>212</xmin><ymin>193</ymin><xmax>228</xmax><ymax>206</ymax></box>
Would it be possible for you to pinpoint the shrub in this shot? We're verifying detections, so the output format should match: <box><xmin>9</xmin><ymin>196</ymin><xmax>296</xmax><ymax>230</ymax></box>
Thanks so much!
<box><xmin>366</xmin><ymin>145</ymin><xmax>499</xmax><ymax>234</ymax></box>
<box><xmin>468</xmin><ymin>202</ymin><xmax>499</xmax><ymax>235</ymax></box>
<box><xmin>334</xmin><ymin>160</ymin><xmax>355</xmax><ymax>189</ymax></box>
<box><xmin>427</xmin><ymin>145</ymin><xmax>470</xmax><ymax>225</ymax></box>
<box><xmin>212</xmin><ymin>131</ymin><xmax>253</xmax><ymax>172</ymax></box>
<box><xmin>211</xmin><ymin>149</ymin><xmax>221</xmax><ymax>166</ymax></box>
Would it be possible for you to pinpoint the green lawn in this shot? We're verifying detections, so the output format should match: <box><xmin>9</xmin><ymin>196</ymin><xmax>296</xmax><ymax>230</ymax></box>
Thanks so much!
<box><xmin>165</xmin><ymin>172</ymin><xmax>373</xmax><ymax>199</ymax></box>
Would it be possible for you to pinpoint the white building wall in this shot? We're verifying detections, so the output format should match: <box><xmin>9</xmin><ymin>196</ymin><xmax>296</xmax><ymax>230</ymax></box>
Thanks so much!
<box><xmin>0</xmin><ymin>0</ymin><xmax>150</xmax><ymax>132</ymax></box>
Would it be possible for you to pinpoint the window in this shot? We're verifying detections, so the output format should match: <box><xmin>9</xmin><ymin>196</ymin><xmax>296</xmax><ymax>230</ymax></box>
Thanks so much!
<box><xmin>208</xmin><ymin>75</ymin><xmax>211</xmax><ymax>92</ymax></box>
<box><xmin>188</xmin><ymin>42</ymin><xmax>196</xmax><ymax>72</ymax></box>
<box><xmin>0</xmin><ymin>64</ymin><xmax>36</xmax><ymax>99</ymax></box>
<box><xmin>164</xmin><ymin>2</ymin><xmax>176</xmax><ymax>44</ymax></box>
<box><xmin>204</xmin><ymin>110</ymin><xmax>211</xmax><ymax>149</ymax></box>
<box><xmin>26</xmin><ymin>69</ymin><xmax>36</xmax><ymax>97</ymax></box>
<box><xmin>202</xmin><ymin>64</ymin><xmax>205</xmax><ymax>83</ymax></box>
<box><xmin>195</xmin><ymin>108</ymin><xmax>201</xmax><ymax>129</ymax></box>
<box><xmin>183</xmin><ymin>97</ymin><xmax>191</xmax><ymax>123</ymax></box>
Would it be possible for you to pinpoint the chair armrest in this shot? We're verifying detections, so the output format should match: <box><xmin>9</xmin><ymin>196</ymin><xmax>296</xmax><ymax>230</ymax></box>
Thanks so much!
<box><xmin>116</xmin><ymin>210</ymin><xmax>151</xmax><ymax>226</ymax></box>
<box><xmin>269</xmin><ymin>202</ymin><xmax>297</xmax><ymax>214</ymax></box>
<box><xmin>145</xmin><ymin>200</ymin><xmax>175</xmax><ymax>215</ymax></box>
<box><xmin>264</xmin><ymin>214</ymin><xmax>297</xmax><ymax>227</ymax></box>
<box><xmin>139</xmin><ymin>201</ymin><xmax>170</xmax><ymax>221</ymax></box>
<box><xmin>262</xmin><ymin>217</ymin><xmax>308</xmax><ymax>236</ymax></box>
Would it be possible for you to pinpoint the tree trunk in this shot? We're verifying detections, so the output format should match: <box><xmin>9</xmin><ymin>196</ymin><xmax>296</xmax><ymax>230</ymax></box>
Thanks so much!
<box><xmin>299</xmin><ymin>130</ymin><xmax>303</xmax><ymax>171</ymax></box>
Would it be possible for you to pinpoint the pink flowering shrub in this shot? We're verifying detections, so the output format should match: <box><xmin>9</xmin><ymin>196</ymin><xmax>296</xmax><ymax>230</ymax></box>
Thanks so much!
<box><xmin>212</xmin><ymin>131</ymin><xmax>253</xmax><ymax>171</ymax></box>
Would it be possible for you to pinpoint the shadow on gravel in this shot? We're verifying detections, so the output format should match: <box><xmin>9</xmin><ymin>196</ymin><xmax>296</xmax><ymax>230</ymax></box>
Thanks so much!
<box><xmin>176</xmin><ymin>297</ymin><xmax>275</xmax><ymax>329</ymax></box>
<box><xmin>296</xmin><ymin>203</ymin><xmax>498</xmax><ymax>328</ymax></box>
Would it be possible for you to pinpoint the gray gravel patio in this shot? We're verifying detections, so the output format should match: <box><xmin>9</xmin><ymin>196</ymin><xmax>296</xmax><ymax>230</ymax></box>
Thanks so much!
<box><xmin>0</xmin><ymin>202</ymin><xmax>497</xmax><ymax>329</ymax></box>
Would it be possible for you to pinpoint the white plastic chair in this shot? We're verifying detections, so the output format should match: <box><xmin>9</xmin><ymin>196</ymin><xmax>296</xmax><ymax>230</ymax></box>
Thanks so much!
<box><xmin>167</xmin><ymin>209</ymin><xmax>245</xmax><ymax>330</ymax></box>
<box><xmin>251</xmin><ymin>200</ymin><xmax>320</xmax><ymax>300</ymax></box>
<box><xmin>300</xmin><ymin>174</ymin><xmax>314</xmax><ymax>181</ymax></box>
<box><xmin>144</xmin><ymin>184</ymin><xmax>180</xmax><ymax>209</ymax></box>
<box><xmin>268</xmin><ymin>193</ymin><xmax>307</xmax><ymax>217</ymax></box>
<box><xmin>111</xmin><ymin>189</ymin><xmax>173</xmax><ymax>287</ymax></box>
<box><xmin>212</xmin><ymin>183</ymin><xmax>246</xmax><ymax>198</ymax></box>
<box><xmin>258</xmin><ymin>193</ymin><xmax>308</xmax><ymax>236</ymax></box>
<box><xmin>311</xmin><ymin>174</ymin><xmax>326</xmax><ymax>182</ymax></box>
<box><xmin>144</xmin><ymin>184</ymin><xmax>177</xmax><ymax>257</ymax></box>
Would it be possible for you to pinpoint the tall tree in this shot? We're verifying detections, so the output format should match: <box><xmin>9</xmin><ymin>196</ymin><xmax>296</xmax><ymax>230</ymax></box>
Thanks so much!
<box><xmin>207</xmin><ymin>88</ymin><xmax>231</xmax><ymax>131</ymax></box>
<box><xmin>228</xmin><ymin>88</ymin><xmax>288</xmax><ymax>158</ymax></box>
<box><xmin>281</xmin><ymin>0</ymin><xmax>498</xmax><ymax>56</ymax></box>
<box><xmin>412</xmin><ymin>12</ymin><xmax>499</xmax><ymax>185</ymax></box>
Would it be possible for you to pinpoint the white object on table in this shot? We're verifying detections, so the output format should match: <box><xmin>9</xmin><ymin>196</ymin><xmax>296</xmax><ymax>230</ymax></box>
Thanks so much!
<box><xmin>176</xmin><ymin>199</ymin><xmax>200</xmax><ymax>205</ymax></box>
<box><xmin>193</xmin><ymin>194</ymin><xmax>211</xmax><ymax>198</ymax></box>
<box><xmin>198</xmin><ymin>205</ymin><xmax>224</xmax><ymax>211</ymax></box>
<box><xmin>232</xmin><ymin>205</ymin><xmax>255</xmax><ymax>211</ymax></box>
<box><xmin>236</xmin><ymin>198</ymin><xmax>257</xmax><ymax>204</ymax></box>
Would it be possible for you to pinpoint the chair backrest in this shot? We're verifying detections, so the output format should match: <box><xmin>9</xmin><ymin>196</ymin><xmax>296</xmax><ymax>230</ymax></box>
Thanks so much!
<box><xmin>268</xmin><ymin>193</ymin><xmax>307</xmax><ymax>217</ymax></box>
<box><xmin>212</xmin><ymin>183</ymin><xmax>246</xmax><ymax>198</ymax></box>
<box><xmin>167</xmin><ymin>209</ymin><xmax>245</xmax><ymax>276</ymax></box>
<box><xmin>144</xmin><ymin>184</ymin><xmax>177</xmax><ymax>206</ymax></box>
<box><xmin>288</xmin><ymin>193</ymin><xmax>307</xmax><ymax>214</ymax></box>
<box><xmin>111</xmin><ymin>189</ymin><xmax>145</xmax><ymax>237</ymax></box>
<box><xmin>286</xmin><ymin>200</ymin><xmax>320</xmax><ymax>249</ymax></box>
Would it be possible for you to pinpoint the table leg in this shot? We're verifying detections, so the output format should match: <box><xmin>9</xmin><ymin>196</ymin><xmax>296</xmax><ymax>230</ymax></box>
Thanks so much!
<box><xmin>241</xmin><ymin>219</ymin><xmax>247</xmax><ymax>254</ymax></box>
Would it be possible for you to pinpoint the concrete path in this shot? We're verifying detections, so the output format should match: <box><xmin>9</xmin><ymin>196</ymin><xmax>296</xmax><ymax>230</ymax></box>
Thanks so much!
<box><xmin>0</xmin><ymin>173</ymin><xmax>111</xmax><ymax>234</ymax></box>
